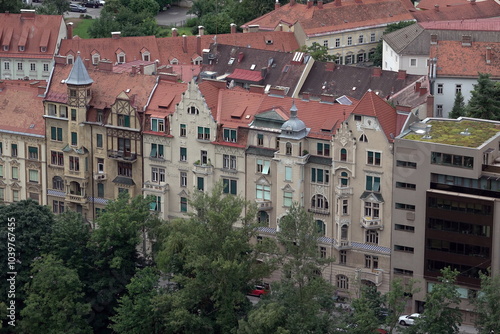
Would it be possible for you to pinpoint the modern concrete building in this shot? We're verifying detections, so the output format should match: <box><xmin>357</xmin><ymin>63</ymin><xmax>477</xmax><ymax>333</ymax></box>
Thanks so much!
<box><xmin>393</xmin><ymin>116</ymin><xmax>500</xmax><ymax>323</ymax></box>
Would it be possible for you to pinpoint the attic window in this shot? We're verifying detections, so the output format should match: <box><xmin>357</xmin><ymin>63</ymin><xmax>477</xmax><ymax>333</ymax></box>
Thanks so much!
<box><xmin>2</xmin><ymin>45</ymin><xmax>8</xmax><ymax>51</ymax></box>
<box><xmin>266</xmin><ymin>39</ymin><xmax>273</xmax><ymax>45</ymax></box>
<box><xmin>282</xmin><ymin>65</ymin><xmax>290</xmax><ymax>73</ymax></box>
<box><xmin>92</xmin><ymin>54</ymin><xmax>100</xmax><ymax>65</ymax></box>
<box><xmin>430</xmin><ymin>34</ymin><xmax>437</xmax><ymax>45</ymax></box>
<box><xmin>142</xmin><ymin>52</ymin><xmax>150</xmax><ymax>62</ymax></box>
<box><xmin>354</xmin><ymin>115</ymin><xmax>362</xmax><ymax>121</ymax></box>
<box><xmin>67</xmin><ymin>55</ymin><xmax>74</xmax><ymax>65</ymax></box>
<box><xmin>40</xmin><ymin>46</ymin><xmax>47</xmax><ymax>53</ymax></box>
<box><xmin>117</xmin><ymin>53</ymin><xmax>125</xmax><ymax>64</ymax></box>
<box><xmin>18</xmin><ymin>46</ymin><xmax>25</xmax><ymax>52</ymax></box>
<box><xmin>250</xmin><ymin>64</ymin><xmax>256</xmax><ymax>70</ymax></box>
<box><xmin>228</xmin><ymin>58</ymin><xmax>235</xmax><ymax>65</ymax></box>
<box><xmin>462</xmin><ymin>35</ymin><xmax>472</xmax><ymax>46</ymax></box>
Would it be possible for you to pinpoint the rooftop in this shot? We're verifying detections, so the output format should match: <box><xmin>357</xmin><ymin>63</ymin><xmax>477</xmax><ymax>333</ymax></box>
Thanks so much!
<box><xmin>402</xmin><ymin>118</ymin><xmax>500</xmax><ymax>147</ymax></box>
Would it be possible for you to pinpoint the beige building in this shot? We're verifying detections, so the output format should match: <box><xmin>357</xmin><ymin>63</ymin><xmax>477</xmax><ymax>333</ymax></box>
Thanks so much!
<box><xmin>43</xmin><ymin>55</ymin><xmax>156</xmax><ymax>220</ymax></box>
<box><xmin>0</xmin><ymin>80</ymin><xmax>47</xmax><ymax>204</ymax></box>
<box><xmin>393</xmin><ymin>116</ymin><xmax>500</xmax><ymax>323</ymax></box>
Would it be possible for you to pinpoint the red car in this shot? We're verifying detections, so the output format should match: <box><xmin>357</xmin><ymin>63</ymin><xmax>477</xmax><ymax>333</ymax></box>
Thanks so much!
<box><xmin>248</xmin><ymin>284</ymin><xmax>269</xmax><ymax>297</ymax></box>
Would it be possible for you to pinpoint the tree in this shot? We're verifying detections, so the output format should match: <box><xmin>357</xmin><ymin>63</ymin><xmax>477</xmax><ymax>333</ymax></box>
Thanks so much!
<box><xmin>239</xmin><ymin>204</ymin><xmax>335</xmax><ymax>334</ymax></box>
<box><xmin>449</xmin><ymin>90</ymin><xmax>466</xmax><ymax>119</ymax></box>
<box><xmin>0</xmin><ymin>199</ymin><xmax>54</xmax><ymax>331</ymax></box>
<box><xmin>410</xmin><ymin>267</ymin><xmax>462</xmax><ymax>334</ymax></box>
<box><xmin>384</xmin><ymin>277</ymin><xmax>418</xmax><ymax>334</ymax></box>
<box><xmin>86</xmin><ymin>193</ymin><xmax>159</xmax><ymax>333</ymax></box>
<box><xmin>350</xmin><ymin>285</ymin><xmax>384</xmax><ymax>334</ymax></box>
<box><xmin>0</xmin><ymin>0</ymin><xmax>24</xmax><ymax>13</ymax></box>
<box><xmin>372</xmin><ymin>21</ymin><xmax>415</xmax><ymax>67</ymax></box>
<box><xmin>465</xmin><ymin>73</ymin><xmax>500</xmax><ymax>120</ymax></box>
<box><xmin>36</xmin><ymin>0</ymin><xmax>70</xmax><ymax>15</ymax></box>
<box><xmin>129</xmin><ymin>0</ymin><xmax>159</xmax><ymax>16</ymax></box>
<box><xmin>472</xmin><ymin>270</ymin><xmax>500</xmax><ymax>334</ymax></box>
<box><xmin>19</xmin><ymin>255</ymin><xmax>91</xmax><ymax>334</ymax></box>
<box><xmin>155</xmin><ymin>184</ymin><xmax>272</xmax><ymax>333</ymax></box>
<box><xmin>298</xmin><ymin>42</ymin><xmax>336</xmax><ymax>62</ymax></box>
<box><xmin>110</xmin><ymin>267</ymin><xmax>164</xmax><ymax>334</ymax></box>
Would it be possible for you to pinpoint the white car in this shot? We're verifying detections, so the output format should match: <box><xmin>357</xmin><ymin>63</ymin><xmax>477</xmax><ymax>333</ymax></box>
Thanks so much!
<box><xmin>398</xmin><ymin>313</ymin><xmax>420</xmax><ymax>326</ymax></box>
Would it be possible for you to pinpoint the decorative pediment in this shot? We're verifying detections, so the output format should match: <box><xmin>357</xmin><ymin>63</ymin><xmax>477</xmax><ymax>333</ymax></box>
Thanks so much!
<box><xmin>0</xmin><ymin>180</ymin><xmax>6</xmax><ymax>186</ymax></box>
<box><xmin>10</xmin><ymin>160</ymin><xmax>19</xmax><ymax>167</ymax></box>
<box><xmin>256</xmin><ymin>176</ymin><xmax>270</xmax><ymax>186</ymax></box>
<box><xmin>10</xmin><ymin>182</ymin><xmax>21</xmax><ymax>190</ymax></box>
<box><xmin>281</xmin><ymin>184</ymin><xmax>294</xmax><ymax>192</ymax></box>
<box><xmin>360</xmin><ymin>191</ymin><xmax>384</xmax><ymax>203</ymax></box>
<box><xmin>116</xmin><ymin>91</ymin><xmax>130</xmax><ymax>101</ymax></box>
<box><xmin>178</xmin><ymin>189</ymin><xmax>188</xmax><ymax>197</ymax></box>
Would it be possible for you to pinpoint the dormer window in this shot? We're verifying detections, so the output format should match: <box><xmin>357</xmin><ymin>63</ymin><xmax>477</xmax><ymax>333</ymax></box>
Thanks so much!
<box><xmin>223</xmin><ymin>128</ymin><xmax>237</xmax><ymax>142</ymax></box>
<box><xmin>40</xmin><ymin>47</ymin><xmax>47</xmax><ymax>53</ymax></box>
<box><xmin>2</xmin><ymin>45</ymin><xmax>8</xmax><ymax>51</ymax></box>
<box><xmin>67</xmin><ymin>55</ymin><xmax>74</xmax><ymax>65</ymax></box>
<box><xmin>117</xmin><ymin>52</ymin><xmax>125</xmax><ymax>64</ymax></box>
<box><xmin>92</xmin><ymin>54</ymin><xmax>100</xmax><ymax>65</ymax></box>
<box><xmin>18</xmin><ymin>46</ymin><xmax>25</xmax><ymax>52</ymax></box>
<box><xmin>151</xmin><ymin>118</ymin><xmax>165</xmax><ymax>132</ymax></box>
<box><xmin>142</xmin><ymin>52</ymin><xmax>150</xmax><ymax>62</ymax></box>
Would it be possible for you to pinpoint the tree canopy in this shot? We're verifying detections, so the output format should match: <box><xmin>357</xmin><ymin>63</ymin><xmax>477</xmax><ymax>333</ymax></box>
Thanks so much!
<box><xmin>472</xmin><ymin>269</ymin><xmax>500</xmax><ymax>334</ymax></box>
<box><xmin>464</xmin><ymin>73</ymin><xmax>500</xmax><ymax>120</ymax></box>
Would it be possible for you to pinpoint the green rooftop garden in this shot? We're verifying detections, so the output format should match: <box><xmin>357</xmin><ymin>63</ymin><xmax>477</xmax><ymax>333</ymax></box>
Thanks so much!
<box><xmin>403</xmin><ymin>119</ymin><xmax>500</xmax><ymax>148</ymax></box>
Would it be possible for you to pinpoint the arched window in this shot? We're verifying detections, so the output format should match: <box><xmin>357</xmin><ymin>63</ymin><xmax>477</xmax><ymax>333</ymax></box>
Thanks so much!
<box><xmin>187</xmin><ymin>106</ymin><xmax>199</xmax><ymax>115</ymax></box>
<box><xmin>336</xmin><ymin>274</ymin><xmax>349</xmax><ymax>289</ymax></box>
<box><xmin>258</xmin><ymin>211</ymin><xmax>269</xmax><ymax>225</ymax></box>
<box><xmin>340</xmin><ymin>148</ymin><xmax>347</xmax><ymax>161</ymax></box>
<box><xmin>52</xmin><ymin>176</ymin><xmax>64</xmax><ymax>190</ymax></box>
<box><xmin>340</xmin><ymin>224</ymin><xmax>348</xmax><ymax>240</ymax></box>
<box><xmin>286</xmin><ymin>142</ymin><xmax>292</xmax><ymax>155</ymax></box>
<box><xmin>69</xmin><ymin>181</ymin><xmax>82</xmax><ymax>196</ymax></box>
<box><xmin>340</xmin><ymin>171</ymin><xmax>349</xmax><ymax>187</ymax></box>
<box><xmin>316</xmin><ymin>220</ymin><xmax>326</xmax><ymax>236</ymax></box>
<box><xmin>311</xmin><ymin>194</ymin><xmax>329</xmax><ymax>210</ymax></box>
<box><xmin>359</xmin><ymin>134</ymin><xmax>368</xmax><ymax>142</ymax></box>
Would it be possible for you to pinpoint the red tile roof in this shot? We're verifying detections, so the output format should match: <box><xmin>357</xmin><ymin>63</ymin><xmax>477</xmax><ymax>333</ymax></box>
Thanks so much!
<box><xmin>418</xmin><ymin>17</ymin><xmax>500</xmax><ymax>31</ymax></box>
<box><xmin>0</xmin><ymin>12</ymin><xmax>65</xmax><ymax>58</ymax></box>
<box><xmin>351</xmin><ymin>90</ymin><xmax>399</xmax><ymax>142</ymax></box>
<box><xmin>417</xmin><ymin>0</ymin><xmax>470</xmax><ymax>10</ymax></box>
<box><xmin>0</xmin><ymin>80</ymin><xmax>45</xmax><ymax>136</ymax></box>
<box><xmin>411</xmin><ymin>0</ymin><xmax>500</xmax><ymax>21</ymax></box>
<box><xmin>46</xmin><ymin>62</ymin><xmax>157</xmax><ymax>113</ymax></box>
<box><xmin>430</xmin><ymin>40</ymin><xmax>500</xmax><ymax>78</ymax></box>
<box><xmin>227</xmin><ymin>68</ymin><xmax>263</xmax><ymax>83</ymax></box>
<box><xmin>243</xmin><ymin>0</ymin><xmax>414</xmax><ymax>36</ymax></box>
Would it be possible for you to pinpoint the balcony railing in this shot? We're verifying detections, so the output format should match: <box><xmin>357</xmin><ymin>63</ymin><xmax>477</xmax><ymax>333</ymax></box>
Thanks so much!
<box><xmin>144</xmin><ymin>182</ymin><xmax>169</xmax><ymax>192</ymax></box>
<box><xmin>94</xmin><ymin>173</ymin><xmax>107</xmax><ymax>181</ymax></box>
<box><xmin>193</xmin><ymin>163</ymin><xmax>213</xmax><ymax>175</ymax></box>
<box><xmin>357</xmin><ymin>269</ymin><xmax>384</xmax><ymax>286</ymax></box>
<box><xmin>361</xmin><ymin>217</ymin><xmax>383</xmax><ymax>230</ymax></box>
<box><xmin>108</xmin><ymin>150</ymin><xmax>137</xmax><ymax>162</ymax></box>
<box><xmin>335</xmin><ymin>186</ymin><xmax>353</xmax><ymax>197</ymax></box>
<box><xmin>255</xmin><ymin>200</ymin><xmax>273</xmax><ymax>211</ymax></box>
<box><xmin>66</xmin><ymin>194</ymin><xmax>86</xmax><ymax>204</ymax></box>
<box><xmin>333</xmin><ymin>239</ymin><xmax>352</xmax><ymax>250</ymax></box>
<box><xmin>308</xmin><ymin>207</ymin><xmax>330</xmax><ymax>215</ymax></box>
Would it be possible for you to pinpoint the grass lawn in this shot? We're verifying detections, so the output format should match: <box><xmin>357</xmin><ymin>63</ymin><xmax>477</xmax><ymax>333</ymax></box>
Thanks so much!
<box><xmin>66</xmin><ymin>18</ymin><xmax>93</xmax><ymax>39</ymax></box>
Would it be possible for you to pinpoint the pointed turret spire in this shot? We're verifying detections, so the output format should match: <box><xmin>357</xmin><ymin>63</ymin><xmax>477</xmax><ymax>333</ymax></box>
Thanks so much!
<box><xmin>290</xmin><ymin>101</ymin><xmax>298</xmax><ymax>118</ymax></box>
<box><xmin>66</xmin><ymin>51</ymin><xmax>93</xmax><ymax>86</ymax></box>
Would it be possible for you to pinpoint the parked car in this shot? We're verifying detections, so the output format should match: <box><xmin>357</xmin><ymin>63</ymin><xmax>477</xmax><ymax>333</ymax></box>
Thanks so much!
<box><xmin>81</xmin><ymin>0</ymin><xmax>101</xmax><ymax>7</ymax></box>
<box><xmin>398</xmin><ymin>313</ymin><xmax>420</xmax><ymax>326</ymax></box>
<box><xmin>247</xmin><ymin>284</ymin><xmax>270</xmax><ymax>297</ymax></box>
<box><xmin>69</xmin><ymin>3</ymin><xmax>87</xmax><ymax>12</ymax></box>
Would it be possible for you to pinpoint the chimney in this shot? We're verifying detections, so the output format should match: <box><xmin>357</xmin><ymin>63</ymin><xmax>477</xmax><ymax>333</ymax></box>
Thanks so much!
<box><xmin>139</xmin><ymin>64</ymin><xmax>145</xmax><ymax>74</ymax></box>
<box><xmin>172</xmin><ymin>28</ymin><xmax>178</xmax><ymax>37</ymax></box>
<box><xmin>159</xmin><ymin>72</ymin><xmax>179</xmax><ymax>82</ymax></box>
<box><xmin>198</xmin><ymin>26</ymin><xmax>205</xmax><ymax>36</ymax></box>
<box><xmin>54</xmin><ymin>56</ymin><xmax>66</xmax><ymax>64</ymax></box>
<box><xmin>335</xmin><ymin>0</ymin><xmax>341</xmax><ymax>6</ymax></box>
<box><xmin>230</xmin><ymin>23</ymin><xmax>237</xmax><ymax>34</ymax></box>
<box><xmin>37</xmin><ymin>85</ymin><xmax>46</xmax><ymax>97</ymax></box>
<box><xmin>486</xmin><ymin>47</ymin><xmax>492</xmax><ymax>64</ymax></box>
<box><xmin>111</xmin><ymin>31</ymin><xmax>121</xmax><ymax>39</ymax></box>
<box><xmin>415</xmin><ymin>81</ymin><xmax>421</xmax><ymax>92</ymax></box>
<box><xmin>320</xmin><ymin>94</ymin><xmax>335</xmax><ymax>104</ymax></box>
<box><xmin>434</xmin><ymin>4</ymin><xmax>439</xmax><ymax>11</ymax></box>
<box><xmin>275</xmin><ymin>0</ymin><xmax>280</xmax><ymax>9</ymax></box>
<box><xmin>372</xmin><ymin>67</ymin><xmax>382</xmax><ymax>77</ymax></box>
<box><xmin>249</xmin><ymin>85</ymin><xmax>265</xmax><ymax>94</ymax></box>
<box><xmin>131</xmin><ymin>65</ymin><xmax>137</xmax><ymax>75</ymax></box>
<box><xmin>269</xmin><ymin>87</ymin><xmax>286</xmax><ymax>96</ymax></box>
<box><xmin>426</xmin><ymin>95</ymin><xmax>434</xmax><ymax>118</ymax></box>
<box><xmin>278</xmin><ymin>24</ymin><xmax>283</xmax><ymax>31</ymax></box>
<box><xmin>20</xmin><ymin>9</ymin><xmax>35</xmax><ymax>19</ymax></box>
<box><xmin>196</xmin><ymin>35</ymin><xmax>202</xmax><ymax>56</ymax></box>
<box><xmin>98</xmin><ymin>60</ymin><xmax>113</xmax><ymax>72</ymax></box>
<box><xmin>302</xmin><ymin>92</ymin><xmax>310</xmax><ymax>101</ymax></box>
<box><xmin>290</xmin><ymin>0</ymin><xmax>296</xmax><ymax>5</ymax></box>
<box><xmin>397</xmin><ymin>69</ymin><xmax>407</xmax><ymax>80</ymax></box>
<box><xmin>471</xmin><ymin>0</ymin><xmax>476</xmax><ymax>4</ymax></box>
<box><xmin>261</xmin><ymin>67</ymin><xmax>267</xmax><ymax>79</ymax></box>
<box><xmin>67</xmin><ymin>22</ymin><xmax>73</xmax><ymax>40</ymax></box>
<box><xmin>182</xmin><ymin>35</ymin><xmax>187</xmax><ymax>53</ymax></box>
<box><xmin>420</xmin><ymin>86</ymin><xmax>427</xmax><ymax>96</ymax></box>
<box><xmin>307</xmin><ymin>0</ymin><xmax>312</xmax><ymax>8</ymax></box>
<box><xmin>238</xmin><ymin>52</ymin><xmax>244</xmax><ymax>63</ymax></box>
<box><xmin>318</xmin><ymin>0</ymin><xmax>323</xmax><ymax>9</ymax></box>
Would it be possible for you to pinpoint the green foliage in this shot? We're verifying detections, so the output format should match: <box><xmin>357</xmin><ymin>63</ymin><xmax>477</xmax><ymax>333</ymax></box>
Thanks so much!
<box><xmin>465</xmin><ymin>73</ymin><xmax>500</xmax><ymax>120</ymax></box>
<box><xmin>154</xmin><ymin>184</ymin><xmax>272</xmax><ymax>333</ymax></box>
<box><xmin>449</xmin><ymin>90</ymin><xmax>466</xmax><ymax>119</ymax></box>
<box><xmin>36</xmin><ymin>0</ymin><xmax>70</xmax><ymax>15</ymax></box>
<box><xmin>350</xmin><ymin>286</ymin><xmax>381</xmax><ymax>334</ymax></box>
<box><xmin>71</xmin><ymin>19</ymin><xmax>94</xmax><ymax>39</ymax></box>
<box><xmin>384</xmin><ymin>278</ymin><xmax>418</xmax><ymax>334</ymax></box>
<box><xmin>0</xmin><ymin>0</ymin><xmax>24</xmax><ymax>13</ymax></box>
<box><xmin>472</xmin><ymin>270</ymin><xmax>500</xmax><ymax>334</ymax></box>
<box><xmin>239</xmin><ymin>204</ymin><xmax>335</xmax><ymax>334</ymax></box>
<box><xmin>410</xmin><ymin>267</ymin><xmax>462</xmax><ymax>334</ymax></box>
<box><xmin>129</xmin><ymin>0</ymin><xmax>159</xmax><ymax>16</ymax></box>
<box><xmin>298</xmin><ymin>42</ymin><xmax>336</xmax><ymax>62</ymax></box>
<box><xmin>372</xmin><ymin>21</ymin><xmax>415</xmax><ymax>67</ymax></box>
<box><xmin>110</xmin><ymin>267</ymin><xmax>163</xmax><ymax>334</ymax></box>
<box><xmin>0</xmin><ymin>199</ymin><xmax>54</xmax><ymax>329</ymax></box>
<box><xmin>19</xmin><ymin>255</ymin><xmax>91</xmax><ymax>334</ymax></box>
<box><xmin>198</xmin><ymin>12</ymin><xmax>234</xmax><ymax>35</ymax></box>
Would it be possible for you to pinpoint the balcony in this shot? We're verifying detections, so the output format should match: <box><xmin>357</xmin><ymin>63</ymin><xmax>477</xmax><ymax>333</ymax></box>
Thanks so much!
<box><xmin>335</xmin><ymin>186</ymin><xmax>353</xmax><ymax>197</ymax></box>
<box><xmin>308</xmin><ymin>207</ymin><xmax>330</xmax><ymax>215</ymax></box>
<box><xmin>357</xmin><ymin>269</ymin><xmax>384</xmax><ymax>286</ymax></box>
<box><xmin>361</xmin><ymin>217</ymin><xmax>383</xmax><ymax>230</ymax></box>
<box><xmin>94</xmin><ymin>173</ymin><xmax>107</xmax><ymax>181</ymax></box>
<box><xmin>108</xmin><ymin>150</ymin><xmax>137</xmax><ymax>162</ymax></box>
<box><xmin>255</xmin><ymin>200</ymin><xmax>273</xmax><ymax>211</ymax></box>
<box><xmin>193</xmin><ymin>163</ymin><xmax>213</xmax><ymax>175</ymax></box>
<box><xmin>66</xmin><ymin>194</ymin><xmax>86</xmax><ymax>204</ymax></box>
<box><xmin>333</xmin><ymin>239</ymin><xmax>352</xmax><ymax>250</ymax></box>
<box><xmin>144</xmin><ymin>182</ymin><xmax>169</xmax><ymax>192</ymax></box>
